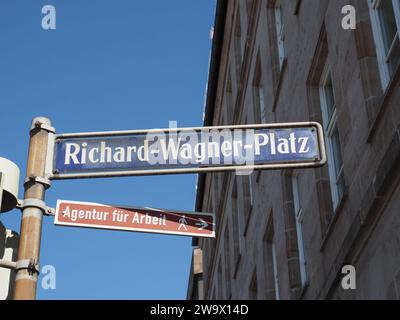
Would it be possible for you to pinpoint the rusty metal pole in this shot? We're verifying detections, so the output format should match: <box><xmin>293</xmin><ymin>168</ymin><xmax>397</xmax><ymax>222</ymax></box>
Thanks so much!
<box><xmin>13</xmin><ymin>117</ymin><xmax>54</xmax><ymax>300</ymax></box>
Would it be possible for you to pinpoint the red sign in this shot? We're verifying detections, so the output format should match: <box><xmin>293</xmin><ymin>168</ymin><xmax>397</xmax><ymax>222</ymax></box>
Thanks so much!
<box><xmin>55</xmin><ymin>200</ymin><xmax>215</xmax><ymax>238</ymax></box>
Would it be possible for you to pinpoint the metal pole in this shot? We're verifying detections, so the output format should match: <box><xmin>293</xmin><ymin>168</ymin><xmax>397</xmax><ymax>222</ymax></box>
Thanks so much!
<box><xmin>13</xmin><ymin>117</ymin><xmax>53</xmax><ymax>300</ymax></box>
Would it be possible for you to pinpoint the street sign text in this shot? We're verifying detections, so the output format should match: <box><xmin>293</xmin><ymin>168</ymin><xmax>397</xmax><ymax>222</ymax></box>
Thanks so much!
<box><xmin>55</xmin><ymin>200</ymin><xmax>215</xmax><ymax>238</ymax></box>
<box><xmin>51</xmin><ymin>122</ymin><xmax>326</xmax><ymax>179</ymax></box>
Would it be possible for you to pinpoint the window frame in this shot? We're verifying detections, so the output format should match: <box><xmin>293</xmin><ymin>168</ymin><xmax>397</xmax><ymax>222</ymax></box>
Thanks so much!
<box><xmin>271</xmin><ymin>241</ymin><xmax>280</xmax><ymax>300</ymax></box>
<box><xmin>253</xmin><ymin>57</ymin><xmax>267</xmax><ymax>123</ymax></box>
<box><xmin>274</xmin><ymin>0</ymin><xmax>286</xmax><ymax>69</ymax></box>
<box><xmin>234</xmin><ymin>8</ymin><xmax>245</xmax><ymax>83</ymax></box>
<box><xmin>368</xmin><ymin>0</ymin><xmax>400</xmax><ymax>89</ymax></box>
<box><xmin>257</xmin><ymin>85</ymin><xmax>266</xmax><ymax>123</ymax></box>
<box><xmin>291</xmin><ymin>173</ymin><xmax>308</xmax><ymax>288</ymax></box>
<box><xmin>319</xmin><ymin>65</ymin><xmax>345</xmax><ymax>210</ymax></box>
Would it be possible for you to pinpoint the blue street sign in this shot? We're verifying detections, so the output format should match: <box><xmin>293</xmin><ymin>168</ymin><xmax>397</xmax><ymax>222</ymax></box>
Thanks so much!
<box><xmin>50</xmin><ymin>122</ymin><xmax>326</xmax><ymax>179</ymax></box>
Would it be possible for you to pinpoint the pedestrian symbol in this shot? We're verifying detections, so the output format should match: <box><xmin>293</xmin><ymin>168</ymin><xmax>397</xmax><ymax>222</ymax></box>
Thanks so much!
<box><xmin>178</xmin><ymin>216</ymin><xmax>188</xmax><ymax>231</ymax></box>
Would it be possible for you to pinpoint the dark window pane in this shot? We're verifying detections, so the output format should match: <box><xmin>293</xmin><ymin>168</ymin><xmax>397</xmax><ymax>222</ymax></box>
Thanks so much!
<box><xmin>378</xmin><ymin>1</ymin><xmax>398</xmax><ymax>56</ymax></box>
<box><xmin>324</xmin><ymin>75</ymin><xmax>335</xmax><ymax>122</ymax></box>
<box><xmin>388</xmin><ymin>36</ymin><xmax>400</xmax><ymax>77</ymax></box>
<box><xmin>331</xmin><ymin>126</ymin><xmax>344</xmax><ymax>177</ymax></box>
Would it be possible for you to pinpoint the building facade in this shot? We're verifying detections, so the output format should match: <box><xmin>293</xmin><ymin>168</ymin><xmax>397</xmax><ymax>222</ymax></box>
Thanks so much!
<box><xmin>189</xmin><ymin>0</ymin><xmax>400</xmax><ymax>299</ymax></box>
<box><xmin>187</xmin><ymin>247</ymin><xmax>204</xmax><ymax>300</ymax></box>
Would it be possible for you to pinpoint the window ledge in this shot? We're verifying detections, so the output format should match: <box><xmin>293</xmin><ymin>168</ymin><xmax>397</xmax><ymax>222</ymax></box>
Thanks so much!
<box><xmin>320</xmin><ymin>191</ymin><xmax>348</xmax><ymax>252</ymax></box>
<box><xmin>367</xmin><ymin>62</ymin><xmax>400</xmax><ymax>143</ymax></box>
<box><xmin>272</xmin><ymin>58</ymin><xmax>288</xmax><ymax>112</ymax></box>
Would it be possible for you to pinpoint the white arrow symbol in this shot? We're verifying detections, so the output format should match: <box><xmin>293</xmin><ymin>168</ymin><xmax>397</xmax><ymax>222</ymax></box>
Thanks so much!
<box><xmin>195</xmin><ymin>219</ymin><xmax>209</xmax><ymax>230</ymax></box>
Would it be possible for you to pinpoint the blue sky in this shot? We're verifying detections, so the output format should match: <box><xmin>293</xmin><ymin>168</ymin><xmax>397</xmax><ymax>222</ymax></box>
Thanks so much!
<box><xmin>0</xmin><ymin>0</ymin><xmax>215</xmax><ymax>299</ymax></box>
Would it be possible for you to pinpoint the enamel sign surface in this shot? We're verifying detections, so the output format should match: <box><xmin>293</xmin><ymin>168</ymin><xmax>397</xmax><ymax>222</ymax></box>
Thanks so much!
<box><xmin>55</xmin><ymin>200</ymin><xmax>215</xmax><ymax>238</ymax></box>
<box><xmin>51</xmin><ymin>122</ymin><xmax>326</xmax><ymax>179</ymax></box>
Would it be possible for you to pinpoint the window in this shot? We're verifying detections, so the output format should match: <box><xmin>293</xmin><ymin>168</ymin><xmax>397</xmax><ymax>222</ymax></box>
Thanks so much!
<box><xmin>319</xmin><ymin>67</ymin><xmax>345</xmax><ymax>210</ymax></box>
<box><xmin>271</xmin><ymin>241</ymin><xmax>279</xmax><ymax>300</ymax></box>
<box><xmin>369</xmin><ymin>0</ymin><xmax>400</xmax><ymax>89</ymax></box>
<box><xmin>275</xmin><ymin>0</ymin><xmax>285</xmax><ymax>69</ymax></box>
<box><xmin>291</xmin><ymin>174</ymin><xmax>307</xmax><ymax>287</ymax></box>
<box><xmin>271</xmin><ymin>241</ymin><xmax>280</xmax><ymax>300</ymax></box>
<box><xmin>253</xmin><ymin>56</ymin><xmax>267</xmax><ymax>123</ymax></box>
<box><xmin>234</xmin><ymin>10</ymin><xmax>244</xmax><ymax>83</ymax></box>
<box><xmin>264</xmin><ymin>218</ymin><xmax>280</xmax><ymax>300</ymax></box>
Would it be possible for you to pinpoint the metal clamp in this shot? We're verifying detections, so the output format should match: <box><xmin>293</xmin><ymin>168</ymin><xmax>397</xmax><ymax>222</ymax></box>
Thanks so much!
<box><xmin>24</xmin><ymin>175</ymin><xmax>51</xmax><ymax>189</ymax></box>
<box><xmin>30</xmin><ymin>121</ymin><xmax>56</xmax><ymax>134</ymax></box>
<box><xmin>0</xmin><ymin>258</ymin><xmax>40</xmax><ymax>275</ymax></box>
<box><xmin>17</xmin><ymin>198</ymin><xmax>55</xmax><ymax>216</ymax></box>
<box><xmin>15</xmin><ymin>259</ymin><xmax>40</xmax><ymax>275</ymax></box>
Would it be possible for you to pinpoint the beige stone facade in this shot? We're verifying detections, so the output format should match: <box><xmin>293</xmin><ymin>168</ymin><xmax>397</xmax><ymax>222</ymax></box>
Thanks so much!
<box><xmin>188</xmin><ymin>0</ymin><xmax>400</xmax><ymax>300</ymax></box>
